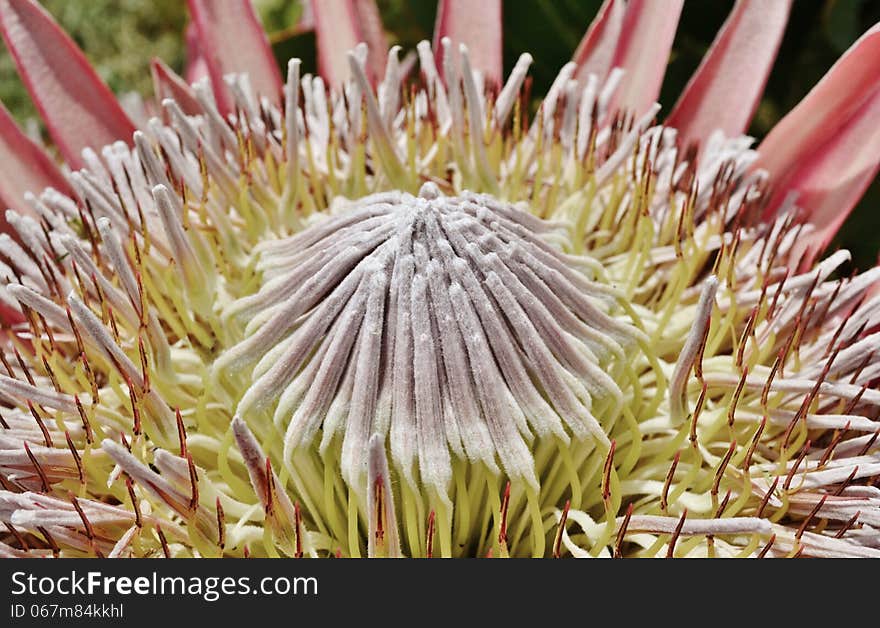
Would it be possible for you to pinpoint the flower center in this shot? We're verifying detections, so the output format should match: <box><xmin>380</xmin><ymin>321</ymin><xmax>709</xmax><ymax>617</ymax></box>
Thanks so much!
<box><xmin>216</xmin><ymin>183</ymin><xmax>641</xmax><ymax>493</ymax></box>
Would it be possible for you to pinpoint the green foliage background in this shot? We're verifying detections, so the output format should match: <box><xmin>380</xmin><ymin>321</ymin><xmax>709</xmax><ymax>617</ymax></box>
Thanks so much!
<box><xmin>1</xmin><ymin>0</ymin><xmax>878</xmax><ymax>268</ymax></box>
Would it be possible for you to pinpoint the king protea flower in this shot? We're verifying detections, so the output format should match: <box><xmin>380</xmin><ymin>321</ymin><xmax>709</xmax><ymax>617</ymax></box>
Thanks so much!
<box><xmin>0</xmin><ymin>0</ymin><xmax>878</xmax><ymax>558</ymax></box>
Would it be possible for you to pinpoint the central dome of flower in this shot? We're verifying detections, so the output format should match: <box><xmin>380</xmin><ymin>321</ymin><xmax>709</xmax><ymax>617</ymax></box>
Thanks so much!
<box><xmin>216</xmin><ymin>183</ymin><xmax>640</xmax><ymax>494</ymax></box>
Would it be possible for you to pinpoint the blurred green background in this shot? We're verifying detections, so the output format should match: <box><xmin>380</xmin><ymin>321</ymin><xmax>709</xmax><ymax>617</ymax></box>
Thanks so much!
<box><xmin>1</xmin><ymin>0</ymin><xmax>878</xmax><ymax>269</ymax></box>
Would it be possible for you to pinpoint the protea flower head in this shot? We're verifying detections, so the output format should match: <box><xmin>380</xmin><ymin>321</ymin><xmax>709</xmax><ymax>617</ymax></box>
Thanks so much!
<box><xmin>0</xmin><ymin>0</ymin><xmax>879</xmax><ymax>558</ymax></box>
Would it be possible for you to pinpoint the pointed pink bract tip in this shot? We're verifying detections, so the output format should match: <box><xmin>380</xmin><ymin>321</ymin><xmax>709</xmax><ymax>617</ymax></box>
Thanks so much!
<box><xmin>0</xmin><ymin>101</ymin><xmax>73</xmax><ymax>218</ymax></box>
<box><xmin>571</xmin><ymin>0</ymin><xmax>682</xmax><ymax>118</ymax></box>
<box><xmin>0</xmin><ymin>0</ymin><xmax>136</xmax><ymax>169</ymax></box>
<box><xmin>151</xmin><ymin>58</ymin><xmax>201</xmax><ymax>117</ymax></box>
<box><xmin>186</xmin><ymin>0</ymin><xmax>283</xmax><ymax>113</ymax></box>
<box><xmin>312</xmin><ymin>0</ymin><xmax>387</xmax><ymax>89</ymax></box>
<box><xmin>608</xmin><ymin>0</ymin><xmax>683</xmax><ymax>117</ymax></box>
<box><xmin>184</xmin><ymin>22</ymin><xmax>209</xmax><ymax>85</ymax></box>
<box><xmin>572</xmin><ymin>0</ymin><xmax>625</xmax><ymax>84</ymax></box>
<box><xmin>433</xmin><ymin>0</ymin><xmax>503</xmax><ymax>88</ymax></box>
<box><xmin>666</xmin><ymin>0</ymin><xmax>792</xmax><ymax>149</ymax></box>
<box><xmin>756</xmin><ymin>22</ymin><xmax>880</xmax><ymax>257</ymax></box>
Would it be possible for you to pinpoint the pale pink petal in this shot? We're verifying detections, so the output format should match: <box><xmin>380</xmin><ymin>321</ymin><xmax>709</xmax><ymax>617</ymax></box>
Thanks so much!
<box><xmin>0</xmin><ymin>104</ymin><xmax>55</xmax><ymax>325</ymax></box>
<box><xmin>0</xmin><ymin>101</ymin><xmax>72</xmax><ymax>218</ymax></box>
<box><xmin>184</xmin><ymin>23</ymin><xmax>209</xmax><ymax>85</ymax></box>
<box><xmin>433</xmin><ymin>0</ymin><xmax>502</xmax><ymax>88</ymax></box>
<box><xmin>608</xmin><ymin>0</ymin><xmax>683</xmax><ymax>116</ymax></box>
<box><xmin>773</xmin><ymin>91</ymin><xmax>880</xmax><ymax>263</ymax></box>
<box><xmin>150</xmin><ymin>58</ymin><xmax>201</xmax><ymax>116</ymax></box>
<box><xmin>187</xmin><ymin>0</ymin><xmax>283</xmax><ymax>113</ymax></box>
<box><xmin>756</xmin><ymin>24</ymin><xmax>880</xmax><ymax>180</ymax></box>
<box><xmin>666</xmin><ymin>0</ymin><xmax>791</xmax><ymax>148</ymax></box>
<box><xmin>0</xmin><ymin>0</ymin><xmax>136</xmax><ymax>168</ymax></box>
<box><xmin>756</xmin><ymin>24</ymin><xmax>880</xmax><ymax>255</ymax></box>
<box><xmin>571</xmin><ymin>0</ymin><xmax>625</xmax><ymax>84</ymax></box>
<box><xmin>312</xmin><ymin>0</ymin><xmax>387</xmax><ymax>89</ymax></box>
